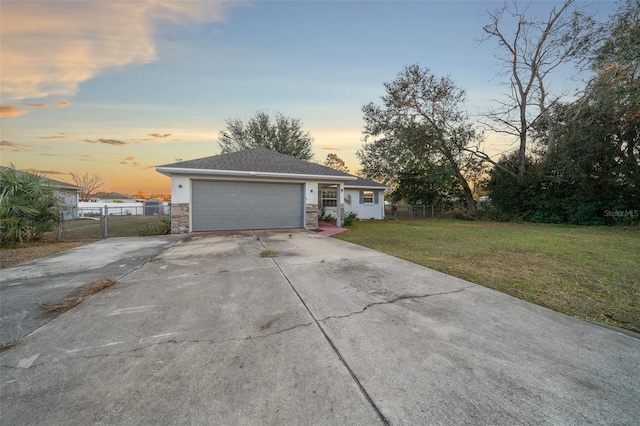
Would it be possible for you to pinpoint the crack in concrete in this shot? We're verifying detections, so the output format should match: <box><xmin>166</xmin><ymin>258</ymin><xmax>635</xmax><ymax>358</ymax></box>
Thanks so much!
<box><xmin>318</xmin><ymin>285</ymin><xmax>475</xmax><ymax>322</ymax></box>
<box><xmin>260</xmin><ymin>236</ymin><xmax>390</xmax><ymax>426</ymax></box>
<box><xmin>0</xmin><ymin>322</ymin><xmax>314</xmax><ymax>369</ymax></box>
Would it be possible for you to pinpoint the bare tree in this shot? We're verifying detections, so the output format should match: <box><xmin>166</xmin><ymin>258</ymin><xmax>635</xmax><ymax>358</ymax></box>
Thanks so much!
<box><xmin>481</xmin><ymin>0</ymin><xmax>595</xmax><ymax>176</ymax></box>
<box><xmin>68</xmin><ymin>171</ymin><xmax>104</xmax><ymax>201</ymax></box>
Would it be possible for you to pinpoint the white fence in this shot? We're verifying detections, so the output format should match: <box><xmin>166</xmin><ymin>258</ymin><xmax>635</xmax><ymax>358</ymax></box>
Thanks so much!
<box><xmin>76</xmin><ymin>202</ymin><xmax>169</xmax><ymax>217</ymax></box>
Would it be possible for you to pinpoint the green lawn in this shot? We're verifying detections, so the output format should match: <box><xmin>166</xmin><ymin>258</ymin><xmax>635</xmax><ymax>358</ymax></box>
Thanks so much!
<box><xmin>57</xmin><ymin>216</ymin><xmax>169</xmax><ymax>240</ymax></box>
<box><xmin>334</xmin><ymin>219</ymin><xmax>640</xmax><ymax>333</ymax></box>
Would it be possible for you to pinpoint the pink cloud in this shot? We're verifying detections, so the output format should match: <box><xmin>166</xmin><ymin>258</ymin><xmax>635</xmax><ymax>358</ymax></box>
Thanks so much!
<box><xmin>0</xmin><ymin>106</ymin><xmax>26</xmax><ymax>118</ymax></box>
<box><xmin>85</xmin><ymin>139</ymin><xmax>128</xmax><ymax>146</ymax></box>
<box><xmin>38</xmin><ymin>133</ymin><xmax>67</xmax><ymax>140</ymax></box>
<box><xmin>1</xmin><ymin>1</ymin><xmax>238</xmax><ymax>101</ymax></box>
<box><xmin>0</xmin><ymin>140</ymin><xmax>31</xmax><ymax>151</ymax></box>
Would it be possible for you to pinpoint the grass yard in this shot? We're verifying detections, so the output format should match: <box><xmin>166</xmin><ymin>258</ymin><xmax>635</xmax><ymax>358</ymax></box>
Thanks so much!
<box><xmin>334</xmin><ymin>219</ymin><xmax>640</xmax><ymax>333</ymax></box>
<box><xmin>59</xmin><ymin>215</ymin><xmax>169</xmax><ymax>240</ymax></box>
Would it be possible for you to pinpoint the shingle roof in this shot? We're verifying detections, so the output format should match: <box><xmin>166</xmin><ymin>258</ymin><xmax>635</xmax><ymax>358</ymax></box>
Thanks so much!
<box><xmin>157</xmin><ymin>148</ymin><xmax>355</xmax><ymax>178</ymax></box>
<box><xmin>0</xmin><ymin>166</ymin><xmax>82</xmax><ymax>190</ymax></box>
<box><xmin>344</xmin><ymin>176</ymin><xmax>389</xmax><ymax>189</ymax></box>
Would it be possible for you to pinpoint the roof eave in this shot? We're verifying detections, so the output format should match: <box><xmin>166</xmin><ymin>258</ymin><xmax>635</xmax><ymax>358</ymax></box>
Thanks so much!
<box><xmin>155</xmin><ymin>166</ymin><xmax>357</xmax><ymax>181</ymax></box>
<box><xmin>345</xmin><ymin>185</ymin><xmax>390</xmax><ymax>190</ymax></box>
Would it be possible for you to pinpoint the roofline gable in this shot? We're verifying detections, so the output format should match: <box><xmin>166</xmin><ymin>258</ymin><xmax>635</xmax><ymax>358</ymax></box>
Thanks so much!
<box><xmin>156</xmin><ymin>166</ymin><xmax>357</xmax><ymax>181</ymax></box>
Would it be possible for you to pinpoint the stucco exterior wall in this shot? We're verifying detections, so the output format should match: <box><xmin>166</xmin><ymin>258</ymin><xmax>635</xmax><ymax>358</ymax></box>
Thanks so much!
<box><xmin>344</xmin><ymin>189</ymin><xmax>385</xmax><ymax>220</ymax></box>
<box><xmin>55</xmin><ymin>189</ymin><xmax>79</xmax><ymax>220</ymax></box>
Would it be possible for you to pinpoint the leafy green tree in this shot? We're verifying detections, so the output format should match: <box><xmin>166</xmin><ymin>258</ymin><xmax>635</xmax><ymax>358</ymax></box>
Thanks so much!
<box><xmin>218</xmin><ymin>111</ymin><xmax>314</xmax><ymax>160</ymax></box>
<box><xmin>388</xmin><ymin>161</ymin><xmax>458</xmax><ymax>206</ymax></box>
<box><xmin>323</xmin><ymin>153</ymin><xmax>349</xmax><ymax>173</ymax></box>
<box><xmin>0</xmin><ymin>166</ymin><xmax>59</xmax><ymax>243</ymax></box>
<box><xmin>358</xmin><ymin>65</ymin><xmax>482</xmax><ymax>214</ymax></box>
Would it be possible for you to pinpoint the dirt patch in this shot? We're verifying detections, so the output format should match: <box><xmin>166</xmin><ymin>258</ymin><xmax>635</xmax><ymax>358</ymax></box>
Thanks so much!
<box><xmin>259</xmin><ymin>249</ymin><xmax>279</xmax><ymax>258</ymax></box>
<box><xmin>0</xmin><ymin>241</ymin><xmax>94</xmax><ymax>269</ymax></box>
<box><xmin>39</xmin><ymin>277</ymin><xmax>118</xmax><ymax>316</ymax></box>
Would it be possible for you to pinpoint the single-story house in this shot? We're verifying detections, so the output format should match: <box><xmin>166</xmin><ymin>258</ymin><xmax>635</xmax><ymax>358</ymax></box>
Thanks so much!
<box><xmin>0</xmin><ymin>166</ymin><xmax>82</xmax><ymax>220</ymax></box>
<box><xmin>156</xmin><ymin>148</ymin><xmax>389</xmax><ymax>234</ymax></box>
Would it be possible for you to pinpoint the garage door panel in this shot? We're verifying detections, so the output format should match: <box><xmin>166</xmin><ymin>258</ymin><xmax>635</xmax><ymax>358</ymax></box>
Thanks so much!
<box><xmin>192</xmin><ymin>181</ymin><xmax>304</xmax><ymax>231</ymax></box>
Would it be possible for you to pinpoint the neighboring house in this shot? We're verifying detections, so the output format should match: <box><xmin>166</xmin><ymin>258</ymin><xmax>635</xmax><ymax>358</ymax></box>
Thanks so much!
<box><xmin>50</xmin><ymin>179</ymin><xmax>82</xmax><ymax>220</ymax></box>
<box><xmin>91</xmin><ymin>192</ymin><xmax>136</xmax><ymax>203</ymax></box>
<box><xmin>156</xmin><ymin>148</ymin><xmax>388</xmax><ymax>234</ymax></box>
<box><xmin>0</xmin><ymin>166</ymin><xmax>82</xmax><ymax>220</ymax></box>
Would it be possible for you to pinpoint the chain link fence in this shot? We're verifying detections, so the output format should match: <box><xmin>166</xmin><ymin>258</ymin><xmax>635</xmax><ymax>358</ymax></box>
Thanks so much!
<box><xmin>385</xmin><ymin>204</ymin><xmax>435</xmax><ymax>220</ymax></box>
<box><xmin>57</xmin><ymin>204</ymin><xmax>171</xmax><ymax>240</ymax></box>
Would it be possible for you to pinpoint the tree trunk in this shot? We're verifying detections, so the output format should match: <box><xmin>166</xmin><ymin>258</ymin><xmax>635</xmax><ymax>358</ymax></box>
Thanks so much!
<box><xmin>455</xmin><ymin>168</ymin><xmax>476</xmax><ymax>215</ymax></box>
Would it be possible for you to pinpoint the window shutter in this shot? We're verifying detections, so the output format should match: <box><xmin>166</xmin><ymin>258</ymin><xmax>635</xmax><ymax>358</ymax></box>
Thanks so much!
<box><xmin>359</xmin><ymin>191</ymin><xmax>364</xmax><ymax>204</ymax></box>
<box><xmin>374</xmin><ymin>191</ymin><xmax>379</xmax><ymax>204</ymax></box>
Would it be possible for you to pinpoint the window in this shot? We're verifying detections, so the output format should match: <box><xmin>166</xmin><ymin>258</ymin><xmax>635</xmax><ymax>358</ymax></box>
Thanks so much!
<box><xmin>321</xmin><ymin>190</ymin><xmax>337</xmax><ymax>207</ymax></box>
<box><xmin>362</xmin><ymin>191</ymin><xmax>374</xmax><ymax>204</ymax></box>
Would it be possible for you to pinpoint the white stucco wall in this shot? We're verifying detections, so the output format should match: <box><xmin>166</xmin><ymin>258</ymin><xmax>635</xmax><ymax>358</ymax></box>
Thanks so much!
<box><xmin>55</xmin><ymin>189</ymin><xmax>79</xmax><ymax>220</ymax></box>
<box><xmin>305</xmin><ymin>182</ymin><xmax>318</xmax><ymax>206</ymax></box>
<box><xmin>344</xmin><ymin>189</ymin><xmax>385</xmax><ymax>220</ymax></box>
<box><xmin>171</xmin><ymin>176</ymin><xmax>191</xmax><ymax>204</ymax></box>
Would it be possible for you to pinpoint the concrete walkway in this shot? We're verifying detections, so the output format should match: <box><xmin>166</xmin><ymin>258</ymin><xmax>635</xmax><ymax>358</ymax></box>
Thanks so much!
<box><xmin>317</xmin><ymin>220</ymin><xmax>348</xmax><ymax>237</ymax></box>
<box><xmin>1</xmin><ymin>231</ymin><xmax>638</xmax><ymax>425</ymax></box>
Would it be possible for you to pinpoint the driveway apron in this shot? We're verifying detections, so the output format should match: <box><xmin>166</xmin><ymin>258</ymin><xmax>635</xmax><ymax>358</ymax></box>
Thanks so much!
<box><xmin>1</xmin><ymin>231</ymin><xmax>638</xmax><ymax>425</ymax></box>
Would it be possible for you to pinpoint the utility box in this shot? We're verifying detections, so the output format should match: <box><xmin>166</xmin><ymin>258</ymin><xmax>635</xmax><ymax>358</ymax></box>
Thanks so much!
<box><xmin>144</xmin><ymin>199</ymin><xmax>163</xmax><ymax>216</ymax></box>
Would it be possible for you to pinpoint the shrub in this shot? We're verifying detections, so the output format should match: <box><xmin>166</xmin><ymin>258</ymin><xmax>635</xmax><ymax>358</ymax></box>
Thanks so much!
<box><xmin>0</xmin><ymin>166</ymin><xmax>59</xmax><ymax>244</ymax></box>
<box><xmin>343</xmin><ymin>212</ymin><xmax>357</xmax><ymax>227</ymax></box>
<box><xmin>137</xmin><ymin>217</ymin><xmax>171</xmax><ymax>236</ymax></box>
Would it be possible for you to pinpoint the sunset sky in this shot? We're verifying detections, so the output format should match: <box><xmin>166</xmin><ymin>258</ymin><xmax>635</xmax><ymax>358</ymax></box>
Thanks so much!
<box><xmin>0</xmin><ymin>0</ymin><xmax>617</xmax><ymax>195</ymax></box>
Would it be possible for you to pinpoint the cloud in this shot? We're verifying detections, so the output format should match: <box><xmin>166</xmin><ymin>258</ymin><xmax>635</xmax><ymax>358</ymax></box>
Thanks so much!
<box><xmin>1</xmin><ymin>1</ymin><xmax>239</xmax><ymax>101</ymax></box>
<box><xmin>58</xmin><ymin>102</ymin><xmax>70</xmax><ymax>107</ymax></box>
<box><xmin>79</xmin><ymin>154</ymin><xmax>94</xmax><ymax>162</ymax></box>
<box><xmin>149</xmin><ymin>133</ymin><xmax>172</xmax><ymax>138</ymax></box>
<box><xmin>0</xmin><ymin>105</ymin><xmax>26</xmax><ymax>118</ymax></box>
<box><xmin>0</xmin><ymin>140</ymin><xmax>31</xmax><ymax>152</ymax></box>
<box><xmin>320</xmin><ymin>147</ymin><xmax>345</xmax><ymax>151</ymax></box>
<box><xmin>25</xmin><ymin>103</ymin><xmax>50</xmax><ymax>108</ymax></box>
<box><xmin>120</xmin><ymin>155</ymin><xmax>141</xmax><ymax>168</ymax></box>
<box><xmin>85</xmin><ymin>139</ymin><xmax>128</xmax><ymax>146</ymax></box>
<box><xmin>38</xmin><ymin>133</ymin><xmax>68</xmax><ymax>140</ymax></box>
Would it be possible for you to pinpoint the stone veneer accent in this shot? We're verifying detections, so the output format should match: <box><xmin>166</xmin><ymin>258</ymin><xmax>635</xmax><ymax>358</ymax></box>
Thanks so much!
<box><xmin>170</xmin><ymin>203</ymin><xmax>189</xmax><ymax>234</ymax></box>
<box><xmin>305</xmin><ymin>203</ymin><xmax>318</xmax><ymax>229</ymax></box>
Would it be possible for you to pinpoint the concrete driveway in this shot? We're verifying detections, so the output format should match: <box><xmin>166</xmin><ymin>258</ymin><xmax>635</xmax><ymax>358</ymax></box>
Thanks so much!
<box><xmin>1</xmin><ymin>236</ymin><xmax>184</xmax><ymax>345</ymax></box>
<box><xmin>1</xmin><ymin>231</ymin><xmax>638</xmax><ymax>425</ymax></box>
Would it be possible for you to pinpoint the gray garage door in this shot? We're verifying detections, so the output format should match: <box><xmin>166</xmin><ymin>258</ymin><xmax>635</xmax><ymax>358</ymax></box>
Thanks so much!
<box><xmin>192</xmin><ymin>181</ymin><xmax>304</xmax><ymax>231</ymax></box>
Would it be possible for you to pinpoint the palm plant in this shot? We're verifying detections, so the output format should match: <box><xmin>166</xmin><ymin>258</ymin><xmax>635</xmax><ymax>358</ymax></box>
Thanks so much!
<box><xmin>0</xmin><ymin>165</ymin><xmax>59</xmax><ymax>243</ymax></box>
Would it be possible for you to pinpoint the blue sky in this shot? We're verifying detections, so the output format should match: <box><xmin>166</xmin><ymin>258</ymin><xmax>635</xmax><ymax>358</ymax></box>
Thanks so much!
<box><xmin>0</xmin><ymin>0</ymin><xmax>618</xmax><ymax>193</ymax></box>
